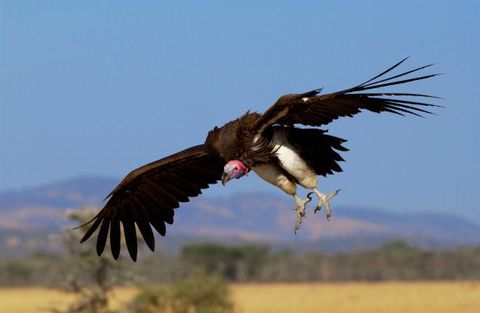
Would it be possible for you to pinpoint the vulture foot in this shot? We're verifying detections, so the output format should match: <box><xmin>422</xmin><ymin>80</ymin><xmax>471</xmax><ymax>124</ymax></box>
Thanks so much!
<box><xmin>294</xmin><ymin>192</ymin><xmax>314</xmax><ymax>233</ymax></box>
<box><xmin>313</xmin><ymin>188</ymin><xmax>341</xmax><ymax>219</ymax></box>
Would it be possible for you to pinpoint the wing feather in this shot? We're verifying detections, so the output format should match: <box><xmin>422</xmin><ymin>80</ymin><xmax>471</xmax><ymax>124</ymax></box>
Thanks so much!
<box><xmin>96</xmin><ymin>218</ymin><xmax>110</xmax><ymax>256</ymax></box>
<box><xmin>110</xmin><ymin>218</ymin><xmax>121</xmax><ymax>259</ymax></box>
<box><xmin>254</xmin><ymin>59</ymin><xmax>440</xmax><ymax>132</ymax></box>
<box><xmin>80</xmin><ymin>144</ymin><xmax>224</xmax><ymax>261</ymax></box>
<box><xmin>122</xmin><ymin>210</ymin><xmax>138</xmax><ymax>261</ymax></box>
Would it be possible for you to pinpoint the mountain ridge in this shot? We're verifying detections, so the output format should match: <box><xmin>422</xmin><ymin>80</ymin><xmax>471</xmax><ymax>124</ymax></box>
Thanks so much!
<box><xmin>0</xmin><ymin>176</ymin><xmax>478</xmax><ymax>255</ymax></box>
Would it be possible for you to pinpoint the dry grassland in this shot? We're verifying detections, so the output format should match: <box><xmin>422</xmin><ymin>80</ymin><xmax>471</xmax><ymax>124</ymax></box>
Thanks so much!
<box><xmin>1</xmin><ymin>282</ymin><xmax>479</xmax><ymax>313</ymax></box>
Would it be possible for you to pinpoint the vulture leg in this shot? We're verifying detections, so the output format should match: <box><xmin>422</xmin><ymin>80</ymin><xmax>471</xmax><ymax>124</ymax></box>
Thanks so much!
<box><xmin>313</xmin><ymin>188</ymin><xmax>341</xmax><ymax>219</ymax></box>
<box><xmin>294</xmin><ymin>193</ymin><xmax>313</xmax><ymax>233</ymax></box>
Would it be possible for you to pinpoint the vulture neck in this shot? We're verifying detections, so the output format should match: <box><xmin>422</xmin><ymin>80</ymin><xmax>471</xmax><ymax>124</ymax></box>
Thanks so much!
<box><xmin>205</xmin><ymin>111</ymin><xmax>274</xmax><ymax>167</ymax></box>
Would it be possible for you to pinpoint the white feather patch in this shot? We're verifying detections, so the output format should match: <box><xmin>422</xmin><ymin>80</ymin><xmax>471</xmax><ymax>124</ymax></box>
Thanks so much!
<box><xmin>272</xmin><ymin>128</ymin><xmax>317</xmax><ymax>188</ymax></box>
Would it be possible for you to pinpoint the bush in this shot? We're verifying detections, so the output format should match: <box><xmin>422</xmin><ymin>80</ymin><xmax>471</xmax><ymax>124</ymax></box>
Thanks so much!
<box><xmin>126</xmin><ymin>286</ymin><xmax>168</xmax><ymax>313</ymax></box>
<box><xmin>127</xmin><ymin>269</ymin><xmax>234</xmax><ymax>313</ymax></box>
<box><xmin>170</xmin><ymin>269</ymin><xmax>234</xmax><ymax>313</ymax></box>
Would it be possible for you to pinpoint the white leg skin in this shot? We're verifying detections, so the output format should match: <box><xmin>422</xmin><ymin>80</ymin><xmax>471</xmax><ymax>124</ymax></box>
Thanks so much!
<box><xmin>293</xmin><ymin>193</ymin><xmax>313</xmax><ymax>233</ymax></box>
<box><xmin>313</xmin><ymin>188</ymin><xmax>341</xmax><ymax>219</ymax></box>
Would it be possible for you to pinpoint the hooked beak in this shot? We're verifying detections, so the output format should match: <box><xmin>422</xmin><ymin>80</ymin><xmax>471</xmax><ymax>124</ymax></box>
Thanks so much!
<box><xmin>221</xmin><ymin>172</ymin><xmax>231</xmax><ymax>186</ymax></box>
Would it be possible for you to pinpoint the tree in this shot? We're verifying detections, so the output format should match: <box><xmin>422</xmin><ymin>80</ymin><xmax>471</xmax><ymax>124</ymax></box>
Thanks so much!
<box><xmin>50</xmin><ymin>208</ymin><xmax>130</xmax><ymax>313</ymax></box>
<box><xmin>181</xmin><ymin>242</ymin><xmax>269</xmax><ymax>281</ymax></box>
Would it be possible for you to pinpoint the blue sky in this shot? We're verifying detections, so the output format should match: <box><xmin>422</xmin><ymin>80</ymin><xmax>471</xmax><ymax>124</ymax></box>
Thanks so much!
<box><xmin>1</xmin><ymin>1</ymin><xmax>478</xmax><ymax>221</ymax></box>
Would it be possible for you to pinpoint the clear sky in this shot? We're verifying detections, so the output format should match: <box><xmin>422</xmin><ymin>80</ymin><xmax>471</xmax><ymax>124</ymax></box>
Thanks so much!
<box><xmin>1</xmin><ymin>1</ymin><xmax>478</xmax><ymax>221</ymax></box>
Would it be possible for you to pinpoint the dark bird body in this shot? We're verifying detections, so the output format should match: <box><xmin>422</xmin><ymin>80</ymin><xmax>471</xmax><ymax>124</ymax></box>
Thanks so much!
<box><xmin>80</xmin><ymin>58</ymin><xmax>440</xmax><ymax>261</ymax></box>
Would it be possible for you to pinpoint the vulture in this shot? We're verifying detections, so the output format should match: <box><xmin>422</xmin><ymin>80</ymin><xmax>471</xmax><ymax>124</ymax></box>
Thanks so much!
<box><xmin>80</xmin><ymin>58</ymin><xmax>439</xmax><ymax>261</ymax></box>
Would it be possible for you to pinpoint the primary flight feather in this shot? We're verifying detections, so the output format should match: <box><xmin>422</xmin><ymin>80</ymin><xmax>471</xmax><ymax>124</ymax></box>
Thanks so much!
<box><xmin>80</xmin><ymin>58</ymin><xmax>440</xmax><ymax>261</ymax></box>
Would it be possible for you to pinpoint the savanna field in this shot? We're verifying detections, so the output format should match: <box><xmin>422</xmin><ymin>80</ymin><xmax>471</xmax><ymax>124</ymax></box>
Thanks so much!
<box><xmin>1</xmin><ymin>282</ymin><xmax>480</xmax><ymax>313</ymax></box>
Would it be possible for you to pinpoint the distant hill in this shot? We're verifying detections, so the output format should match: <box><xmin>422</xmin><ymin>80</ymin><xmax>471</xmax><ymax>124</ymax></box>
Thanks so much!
<box><xmin>1</xmin><ymin>176</ymin><xmax>479</xmax><ymax>256</ymax></box>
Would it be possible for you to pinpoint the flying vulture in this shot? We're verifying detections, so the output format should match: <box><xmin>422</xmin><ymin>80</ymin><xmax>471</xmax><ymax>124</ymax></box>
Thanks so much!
<box><xmin>80</xmin><ymin>58</ymin><xmax>439</xmax><ymax>261</ymax></box>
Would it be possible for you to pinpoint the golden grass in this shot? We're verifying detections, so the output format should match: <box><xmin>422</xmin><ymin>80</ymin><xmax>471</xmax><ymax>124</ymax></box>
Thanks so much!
<box><xmin>0</xmin><ymin>287</ymin><xmax>138</xmax><ymax>313</ymax></box>
<box><xmin>231</xmin><ymin>282</ymin><xmax>480</xmax><ymax>313</ymax></box>
<box><xmin>1</xmin><ymin>282</ymin><xmax>479</xmax><ymax>313</ymax></box>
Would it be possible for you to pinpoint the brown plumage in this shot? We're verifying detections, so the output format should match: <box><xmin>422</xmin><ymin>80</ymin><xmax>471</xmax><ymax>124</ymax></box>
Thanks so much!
<box><xmin>80</xmin><ymin>58</ymin><xmax>439</xmax><ymax>261</ymax></box>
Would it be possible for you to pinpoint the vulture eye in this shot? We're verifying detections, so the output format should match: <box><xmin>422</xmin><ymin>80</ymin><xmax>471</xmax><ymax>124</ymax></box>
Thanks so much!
<box><xmin>233</xmin><ymin>167</ymin><xmax>238</xmax><ymax>171</ymax></box>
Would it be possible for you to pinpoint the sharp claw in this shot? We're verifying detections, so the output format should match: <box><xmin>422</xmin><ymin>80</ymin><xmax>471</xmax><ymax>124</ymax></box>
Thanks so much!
<box><xmin>313</xmin><ymin>188</ymin><xmax>341</xmax><ymax>219</ymax></box>
<box><xmin>314</xmin><ymin>198</ymin><xmax>324</xmax><ymax>214</ymax></box>
<box><xmin>306</xmin><ymin>192</ymin><xmax>314</xmax><ymax>201</ymax></box>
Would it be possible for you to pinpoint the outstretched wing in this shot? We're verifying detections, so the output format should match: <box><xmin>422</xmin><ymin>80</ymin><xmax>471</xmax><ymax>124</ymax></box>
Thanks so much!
<box><xmin>254</xmin><ymin>58</ymin><xmax>441</xmax><ymax>133</ymax></box>
<box><xmin>80</xmin><ymin>144</ymin><xmax>224</xmax><ymax>261</ymax></box>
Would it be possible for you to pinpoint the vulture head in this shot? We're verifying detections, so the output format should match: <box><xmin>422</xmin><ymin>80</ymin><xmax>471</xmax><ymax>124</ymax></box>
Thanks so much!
<box><xmin>221</xmin><ymin>160</ymin><xmax>249</xmax><ymax>185</ymax></box>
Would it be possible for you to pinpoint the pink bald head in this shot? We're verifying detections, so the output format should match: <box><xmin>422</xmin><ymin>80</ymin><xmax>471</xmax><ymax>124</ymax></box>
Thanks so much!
<box><xmin>221</xmin><ymin>160</ymin><xmax>249</xmax><ymax>185</ymax></box>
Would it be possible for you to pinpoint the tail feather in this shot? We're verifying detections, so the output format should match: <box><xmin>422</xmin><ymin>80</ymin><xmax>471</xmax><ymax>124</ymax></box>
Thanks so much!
<box><xmin>286</xmin><ymin>128</ymin><xmax>347</xmax><ymax>177</ymax></box>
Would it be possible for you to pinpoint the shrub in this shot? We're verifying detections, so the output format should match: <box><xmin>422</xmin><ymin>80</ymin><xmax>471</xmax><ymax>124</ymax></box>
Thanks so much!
<box><xmin>127</xmin><ymin>269</ymin><xmax>234</xmax><ymax>313</ymax></box>
<box><xmin>170</xmin><ymin>269</ymin><xmax>234</xmax><ymax>313</ymax></box>
<box><xmin>125</xmin><ymin>286</ymin><xmax>168</xmax><ymax>313</ymax></box>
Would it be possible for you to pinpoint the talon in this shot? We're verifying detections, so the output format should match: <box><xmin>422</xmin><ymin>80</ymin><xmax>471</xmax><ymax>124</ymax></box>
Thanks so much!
<box><xmin>313</xmin><ymin>188</ymin><xmax>341</xmax><ymax>219</ymax></box>
<box><xmin>293</xmin><ymin>194</ymin><xmax>313</xmax><ymax>233</ymax></box>
<box><xmin>314</xmin><ymin>198</ymin><xmax>324</xmax><ymax>214</ymax></box>
<box><xmin>306</xmin><ymin>192</ymin><xmax>314</xmax><ymax>201</ymax></box>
